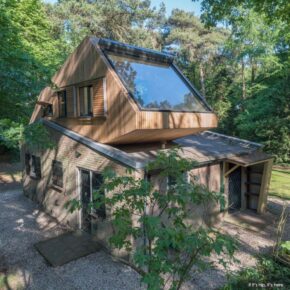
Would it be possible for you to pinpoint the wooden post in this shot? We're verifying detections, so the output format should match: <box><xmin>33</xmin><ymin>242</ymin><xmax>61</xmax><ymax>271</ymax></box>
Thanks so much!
<box><xmin>257</xmin><ymin>159</ymin><xmax>273</xmax><ymax>214</ymax></box>
<box><xmin>224</xmin><ymin>164</ymin><xmax>240</xmax><ymax>177</ymax></box>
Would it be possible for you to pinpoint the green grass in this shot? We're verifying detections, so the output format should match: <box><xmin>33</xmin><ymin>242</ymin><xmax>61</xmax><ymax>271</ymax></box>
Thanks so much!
<box><xmin>0</xmin><ymin>273</ymin><xmax>23</xmax><ymax>290</ymax></box>
<box><xmin>269</xmin><ymin>169</ymin><xmax>290</xmax><ymax>200</ymax></box>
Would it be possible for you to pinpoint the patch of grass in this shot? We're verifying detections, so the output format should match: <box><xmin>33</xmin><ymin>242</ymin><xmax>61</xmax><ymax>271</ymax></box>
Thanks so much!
<box><xmin>269</xmin><ymin>169</ymin><xmax>290</xmax><ymax>200</ymax></box>
<box><xmin>0</xmin><ymin>273</ymin><xmax>23</xmax><ymax>290</ymax></box>
<box><xmin>221</xmin><ymin>255</ymin><xmax>290</xmax><ymax>290</ymax></box>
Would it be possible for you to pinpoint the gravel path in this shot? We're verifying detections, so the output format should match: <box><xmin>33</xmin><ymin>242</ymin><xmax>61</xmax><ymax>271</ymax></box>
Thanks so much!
<box><xmin>0</xmin><ymin>188</ymin><xmax>288</xmax><ymax>290</ymax></box>
<box><xmin>0</xmin><ymin>189</ymin><xmax>143</xmax><ymax>290</ymax></box>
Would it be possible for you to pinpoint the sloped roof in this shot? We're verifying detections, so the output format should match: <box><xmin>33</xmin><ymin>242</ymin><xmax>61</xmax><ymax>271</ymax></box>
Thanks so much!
<box><xmin>120</xmin><ymin>131</ymin><xmax>271</xmax><ymax>167</ymax></box>
<box><xmin>43</xmin><ymin>120</ymin><xmax>272</xmax><ymax>170</ymax></box>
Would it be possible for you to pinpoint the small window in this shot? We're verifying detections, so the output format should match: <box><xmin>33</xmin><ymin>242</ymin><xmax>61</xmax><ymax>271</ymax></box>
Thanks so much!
<box><xmin>52</xmin><ymin>160</ymin><xmax>63</xmax><ymax>188</ymax></box>
<box><xmin>79</xmin><ymin>86</ymin><xmax>93</xmax><ymax>116</ymax></box>
<box><xmin>43</xmin><ymin>104</ymin><xmax>53</xmax><ymax>117</ymax></box>
<box><xmin>25</xmin><ymin>154</ymin><xmax>41</xmax><ymax>179</ymax></box>
<box><xmin>58</xmin><ymin>90</ymin><xmax>67</xmax><ymax>117</ymax></box>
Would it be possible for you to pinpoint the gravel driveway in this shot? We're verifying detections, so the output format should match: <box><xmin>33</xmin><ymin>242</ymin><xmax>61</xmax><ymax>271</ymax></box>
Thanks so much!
<box><xmin>0</xmin><ymin>189</ymin><xmax>143</xmax><ymax>290</ymax></box>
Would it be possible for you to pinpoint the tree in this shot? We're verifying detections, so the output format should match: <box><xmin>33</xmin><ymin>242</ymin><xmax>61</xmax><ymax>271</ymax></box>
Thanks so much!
<box><xmin>45</xmin><ymin>0</ymin><xmax>166</xmax><ymax>55</ymax></box>
<box><xmin>0</xmin><ymin>0</ymin><xmax>62</xmax><ymax>152</ymax></box>
<box><xmin>195</xmin><ymin>1</ymin><xmax>290</xmax><ymax>163</ymax></box>
<box><xmin>196</xmin><ymin>0</ymin><xmax>290</xmax><ymax>30</ymax></box>
<box><xmin>67</xmin><ymin>148</ymin><xmax>236</xmax><ymax>290</ymax></box>
<box><xmin>164</xmin><ymin>9</ymin><xmax>228</xmax><ymax>98</ymax></box>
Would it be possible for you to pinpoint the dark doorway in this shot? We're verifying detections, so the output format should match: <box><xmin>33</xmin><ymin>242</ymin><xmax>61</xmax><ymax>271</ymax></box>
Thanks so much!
<box><xmin>80</xmin><ymin>169</ymin><xmax>91</xmax><ymax>232</ymax></box>
<box><xmin>228</xmin><ymin>166</ymin><xmax>241</xmax><ymax>212</ymax></box>
<box><xmin>80</xmin><ymin>169</ymin><xmax>106</xmax><ymax>233</ymax></box>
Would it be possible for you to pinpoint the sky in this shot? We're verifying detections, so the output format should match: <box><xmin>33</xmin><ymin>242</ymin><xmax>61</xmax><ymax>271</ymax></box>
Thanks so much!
<box><xmin>44</xmin><ymin>0</ymin><xmax>202</xmax><ymax>16</ymax></box>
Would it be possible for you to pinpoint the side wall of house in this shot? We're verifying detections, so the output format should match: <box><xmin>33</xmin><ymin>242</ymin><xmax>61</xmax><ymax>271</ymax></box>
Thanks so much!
<box><xmin>21</xmin><ymin>127</ymin><xmax>131</xmax><ymax>251</ymax></box>
<box><xmin>149</xmin><ymin>162</ymin><xmax>223</xmax><ymax>227</ymax></box>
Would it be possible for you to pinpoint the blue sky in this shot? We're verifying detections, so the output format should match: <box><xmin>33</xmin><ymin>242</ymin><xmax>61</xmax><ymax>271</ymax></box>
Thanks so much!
<box><xmin>44</xmin><ymin>0</ymin><xmax>202</xmax><ymax>16</ymax></box>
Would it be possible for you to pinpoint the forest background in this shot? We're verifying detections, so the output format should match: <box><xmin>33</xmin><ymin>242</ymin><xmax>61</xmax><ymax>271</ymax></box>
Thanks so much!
<box><xmin>0</xmin><ymin>0</ymin><xmax>289</xmax><ymax>163</ymax></box>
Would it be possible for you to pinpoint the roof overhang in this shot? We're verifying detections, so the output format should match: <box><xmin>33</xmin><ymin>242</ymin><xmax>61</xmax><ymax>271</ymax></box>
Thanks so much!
<box><xmin>36</xmin><ymin>101</ymin><xmax>52</xmax><ymax>106</ymax></box>
<box><xmin>226</xmin><ymin>151</ymin><xmax>274</xmax><ymax>167</ymax></box>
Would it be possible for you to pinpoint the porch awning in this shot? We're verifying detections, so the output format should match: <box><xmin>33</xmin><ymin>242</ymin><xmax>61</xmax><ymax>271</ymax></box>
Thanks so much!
<box><xmin>226</xmin><ymin>151</ymin><xmax>273</xmax><ymax>167</ymax></box>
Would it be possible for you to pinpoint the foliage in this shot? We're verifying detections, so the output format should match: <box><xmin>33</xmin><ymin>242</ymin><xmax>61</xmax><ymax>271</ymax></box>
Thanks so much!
<box><xmin>164</xmin><ymin>9</ymin><xmax>229</xmax><ymax>98</ymax></box>
<box><xmin>67</xmin><ymin>149</ymin><xmax>237</xmax><ymax>290</ymax></box>
<box><xmin>221</xmin><ymin>255</ymin><xmax>290</xmax><ymax>290</ymax></box>
<box><xmin>196</xmin><ymin>2</ymin><xmax>290</xmax><ymax>163</ymax></box>
<box><xmin>0</xmin><ymin>0</ymin><xmax>288</xmax><ymax>163</ymax></box>
<box><xmin>23</xmin><ymin>122</ymin><xmax>55</xmax><ymax>151</ymax></box>
<box><xmin>45</xmin><ymin>0</ymin><xmax>166</xmax><ymax>55</ymax></box>
<box><xmin>280</xmin><ymin>241</ymin><xmax>290</xmax><ymax>256</ymax></box>
<box><xmin>197</xmin><ymin>0</ymin><xmax>290</xmax><ymax>31</ymax></box>
<box><xmin>0</xmin><ymin>0</ymin><xmax>62</xmax><ymax>123</ymax></box>
<box><xmin>0</xmin><ymin>119</ymin><xmax>24</xmax><ymax>150</ymax></box>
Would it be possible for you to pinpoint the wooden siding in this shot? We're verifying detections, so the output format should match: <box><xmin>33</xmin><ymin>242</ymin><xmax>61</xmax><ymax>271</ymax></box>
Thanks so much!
<box><xmin>52</xmin><ymin>37</ymin><xmax>107</xmax><ymax>88</ymax></box>
<box><xmin>137</xmin><ymin>111</ymin><xmax>217</xmax><ymax>129</ymax></box>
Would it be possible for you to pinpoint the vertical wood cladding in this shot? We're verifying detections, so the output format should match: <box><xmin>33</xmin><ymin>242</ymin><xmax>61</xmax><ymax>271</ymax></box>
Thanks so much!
<box><xmin>93</xmin><ymin>78</ymin><xmax>105</xmax><ymax>117</ymax></box>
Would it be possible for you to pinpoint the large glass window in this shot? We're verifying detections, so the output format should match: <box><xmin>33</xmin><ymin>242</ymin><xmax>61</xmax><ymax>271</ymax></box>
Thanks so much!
<box><xmin>79</xmin><ymin>86</ymin><xmax>93</xmax><ymax>116</ymax></box>
<box><xmin>107</xmin><ymin>53</ymin><xmax>208</xmax><ymax>112</ymax></box>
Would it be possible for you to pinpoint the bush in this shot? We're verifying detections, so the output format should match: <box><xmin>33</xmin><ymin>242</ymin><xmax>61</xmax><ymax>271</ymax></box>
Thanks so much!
<box><xmin>222</xmin><ymin>255</ymin><xmax>290</xmax><ymax>290</ymax></box>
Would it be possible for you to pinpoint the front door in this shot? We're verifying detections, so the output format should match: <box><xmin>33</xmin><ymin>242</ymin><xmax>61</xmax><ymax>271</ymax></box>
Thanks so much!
<box><xmin>80</xmin><ymin>169</ymin><xmax>92</xmax><ymax>232</ymax></box>
<box><xmin>228</xmin><ymin>166</ymin><xmax>242</xmax><ymax>212</ymax></box>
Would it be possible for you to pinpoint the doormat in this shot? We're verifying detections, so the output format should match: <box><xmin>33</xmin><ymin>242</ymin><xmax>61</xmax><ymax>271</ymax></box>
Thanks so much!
<box><xmin>35</xmin><ymin>230</ymin><xmax>101</xmax><ymax>267</ymax></box>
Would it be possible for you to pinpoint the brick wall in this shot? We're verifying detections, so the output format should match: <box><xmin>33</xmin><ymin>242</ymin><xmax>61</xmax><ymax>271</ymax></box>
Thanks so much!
<box><xmin>22</xmin><ymin>127</ymin><xmax>130</xmax><ymax>251</ymax></box>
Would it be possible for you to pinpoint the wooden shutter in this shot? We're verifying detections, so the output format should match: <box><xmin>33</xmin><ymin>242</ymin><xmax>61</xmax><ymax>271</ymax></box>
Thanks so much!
<box><xmin>66</xmin><ymin>86</ymin><xmax>74</xmax><ymax>117</ymax></box>
<box><xmin>92</xmin><ymin>78</ymin><xmax>105</xmax><ymax>117</ymax></box>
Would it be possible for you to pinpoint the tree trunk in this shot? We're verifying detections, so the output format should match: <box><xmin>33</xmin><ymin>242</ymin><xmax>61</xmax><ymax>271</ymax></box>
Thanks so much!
<box><xmin>241</xmin><ymin>59</ymin><xmax>246</xmax><ymax>99</ymax></box>
<box><xmin>251</xmin><ymin>57</ymin><xmax>257</xmax><ymax>84</ymax></box>
<box><xmin>199</xmin><ymin>63</ymin><xmax>206</xmax><ymax>98</ymax></box>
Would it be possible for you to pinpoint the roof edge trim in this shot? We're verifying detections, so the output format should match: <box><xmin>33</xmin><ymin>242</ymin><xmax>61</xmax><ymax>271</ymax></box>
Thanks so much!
<box><xmin>41</xmin><ymin>119</ymin><xmax>146</xmax><ymax>170</ymax></box>
<box><xmin>203</xmin><ymin>131</ymin><xmax>263</xmax><ymax>149</ymax></box>
<box><xmin>95</xmin><ymin>37</ymin><xmax>174</xmax><ymax>63</ymax></box>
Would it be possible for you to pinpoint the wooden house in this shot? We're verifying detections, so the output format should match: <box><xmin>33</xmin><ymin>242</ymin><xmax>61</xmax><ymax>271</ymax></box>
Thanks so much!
<box><xmin>22</xmin><ymin>37</ymin><xmax>273</xmax><ymax>248</ymax></box>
